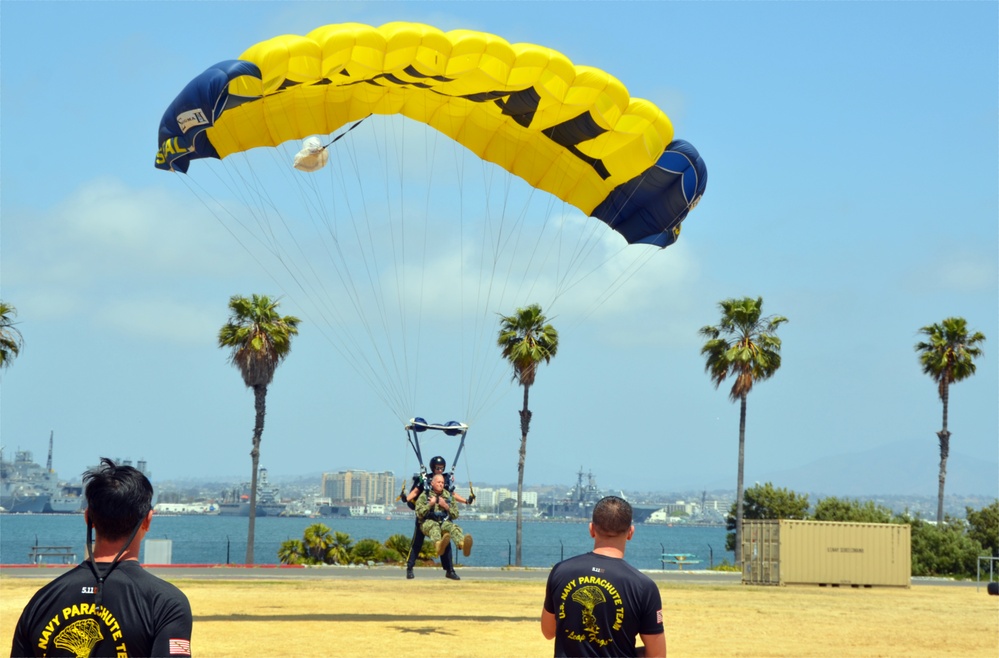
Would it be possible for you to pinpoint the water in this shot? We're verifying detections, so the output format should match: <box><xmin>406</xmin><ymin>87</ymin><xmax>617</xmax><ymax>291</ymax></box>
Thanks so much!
<box><xmin>0</xmin><ymin>514</ymin><xmax>730</xmax><ymax>570</ymax></box>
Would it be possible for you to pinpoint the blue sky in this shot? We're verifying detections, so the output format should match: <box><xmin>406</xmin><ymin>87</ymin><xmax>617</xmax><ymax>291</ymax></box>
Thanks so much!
<box><xmin>2</xmin><ymin>1</ymin><xmax>996</xmax><ymax>497</ymax></box>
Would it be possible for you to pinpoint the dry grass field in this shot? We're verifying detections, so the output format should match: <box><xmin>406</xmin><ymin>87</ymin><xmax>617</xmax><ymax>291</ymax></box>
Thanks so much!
<box><xmin>3</xmin><ymin>574</ymin><xmax>997</xmax><ymax>657</ymax></box>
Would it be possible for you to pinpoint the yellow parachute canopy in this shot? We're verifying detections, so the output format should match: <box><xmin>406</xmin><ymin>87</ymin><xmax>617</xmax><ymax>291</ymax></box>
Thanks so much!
<box><xmin>157</xmin><ymin>22</ymin><xmax>705</xmax><ymax>246</ymax></box>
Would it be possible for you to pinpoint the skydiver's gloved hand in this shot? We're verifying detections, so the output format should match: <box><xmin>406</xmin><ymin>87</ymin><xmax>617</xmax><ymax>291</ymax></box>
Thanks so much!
<box><xmin>467</xmin><ymin>494</ymin><xmax>475</xmax><ymax>505</ymax></box>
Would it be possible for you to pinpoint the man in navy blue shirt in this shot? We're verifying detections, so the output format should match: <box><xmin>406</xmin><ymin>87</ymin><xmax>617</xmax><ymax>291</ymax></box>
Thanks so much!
<box><xmin>542</xmin><ymin>496</ymin><xmax>665</xmax><ymax>657</ymax></box>
<box><xmin>11</xmin><ymin>458</ymin><xmax>193</xmax><ymax>657</ymax></box>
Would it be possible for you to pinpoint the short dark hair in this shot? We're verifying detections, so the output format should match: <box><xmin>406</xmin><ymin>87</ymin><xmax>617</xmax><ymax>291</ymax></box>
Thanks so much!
<box><xmin>84</xmin><ymin>458</ymin><xmax>153</xmax><ymax>540</ymax></box>
<box><xmin>592</xmin><ymin>496</ymin><xmax>632</xmax><ymax>536</ymax></box>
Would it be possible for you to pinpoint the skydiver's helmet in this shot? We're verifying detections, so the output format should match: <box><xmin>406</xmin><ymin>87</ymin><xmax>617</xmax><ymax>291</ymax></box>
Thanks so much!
<box><xmin>429</xmin><ymin>456</ymin><xmax>446</xmax><ymax>472</ymax></box>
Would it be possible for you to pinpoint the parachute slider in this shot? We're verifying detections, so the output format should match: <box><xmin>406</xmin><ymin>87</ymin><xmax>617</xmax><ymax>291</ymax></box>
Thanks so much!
<box><xmin>292</xmin><ymin>136</ymin><xmax>329</xmax><ymax>172</ymax></box>
<box><xmin>292</xmin><ymin>116</ymin><xmax>370</xmax><ymax>172</ymax></box>
<box><xmin>406</xmin><ymin>418</ymin><xmax>468</xmax><ymax>436</ymax></box>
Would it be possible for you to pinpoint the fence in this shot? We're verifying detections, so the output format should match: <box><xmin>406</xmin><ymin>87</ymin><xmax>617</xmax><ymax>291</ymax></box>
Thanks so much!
<box><xmin>977</xmin><ymin>556</ymin><xmax>998</xmax><ymax>593</ymax></box>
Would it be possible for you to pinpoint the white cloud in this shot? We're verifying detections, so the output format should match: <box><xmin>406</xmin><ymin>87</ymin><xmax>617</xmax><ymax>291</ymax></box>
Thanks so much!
<box><xmin>912</xmin><ymin>252</ymin><xmax>998</xmax><ymax>293</ymax></box>
<box><xmin>4</xmin><ymin>177</ymin><xmax>262</xmax><ymax>341</ymax></box>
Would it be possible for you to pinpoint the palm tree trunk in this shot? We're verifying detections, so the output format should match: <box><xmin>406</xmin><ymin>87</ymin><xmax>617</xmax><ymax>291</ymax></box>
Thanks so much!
<box><xmin>936</xmin><ymin>383</ymin><xmax>951</xmax><ymax>525</ymax></box>
<box><xmin>516</xmin><ymin>384</ymin><xmax>532</xmax><ymax>567</ymax></box>
<box><xmin>246</xmin><ymin>384</ymin><xmax>267</xmax><ymax>564</ymax></box>
<box><xmin>735</xmin><ymin>393</ymin><xmax>747</xmax><ymax>565</ymax></box>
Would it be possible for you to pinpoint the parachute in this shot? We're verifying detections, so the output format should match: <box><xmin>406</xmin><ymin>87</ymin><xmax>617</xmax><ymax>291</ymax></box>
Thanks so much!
<box><xmin>154</xmin><ymin>22</ymin><xmax>708</xmax><ymax>432</ymax></box>
<box><xmin>156</xmin><ymin>22</ymin><xmax>706</xmax><ymax>248</ymax></box>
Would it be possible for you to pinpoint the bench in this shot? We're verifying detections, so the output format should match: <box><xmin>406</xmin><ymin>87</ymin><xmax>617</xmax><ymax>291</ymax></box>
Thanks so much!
<box><xmin>28</xmin><ymin>546</ymin><xmax>77</xmax><ymax>565</ymax></box>
<box><xmin>661</xmin><ymin>553</ymin><xmax>702</xmax><ymax>570</ymax></box>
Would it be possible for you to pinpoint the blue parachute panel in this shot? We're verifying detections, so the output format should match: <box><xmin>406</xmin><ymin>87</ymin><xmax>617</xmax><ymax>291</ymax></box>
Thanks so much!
<box><xmin>592</xmin><ymin>140</ymin><xmax>708</xmax><ymax>248</ymax></box>
<box><xmin>155</xmin><ymin>60</ymin><xmax>262</xmax><ymax>173</ymax></box>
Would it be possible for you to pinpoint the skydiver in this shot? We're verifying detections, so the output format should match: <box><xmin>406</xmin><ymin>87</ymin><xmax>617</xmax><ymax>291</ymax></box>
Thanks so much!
<box><xmin>415</xmin><ymin>473</ymin><xmax>473</xmax><ymax>559</ymax></box>
<box><xmin>404</xmin><ymin>455</ymin><xmax>473</xmax><ymax>579</ymax></box>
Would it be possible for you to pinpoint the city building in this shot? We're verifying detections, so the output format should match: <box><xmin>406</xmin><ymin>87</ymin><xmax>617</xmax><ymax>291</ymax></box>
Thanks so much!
<box><xmin>321</xmin><ymin>470</ymin><xmax>397</xmax><ymax>505</ymax></box>
<box><xmin>466</xmin><ymin>487</ymin><xmax>536</xmax><ymax>511</ymax></box>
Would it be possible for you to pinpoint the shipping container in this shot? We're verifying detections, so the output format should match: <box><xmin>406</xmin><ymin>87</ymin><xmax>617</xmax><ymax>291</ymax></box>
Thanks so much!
<box><xmin>742</xmin><ymin>519</ymin><xmax>910</xmax><ymax>587</ymax></box>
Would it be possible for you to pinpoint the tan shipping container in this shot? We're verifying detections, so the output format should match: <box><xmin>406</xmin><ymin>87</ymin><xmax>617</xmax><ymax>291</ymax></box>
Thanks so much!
<box><xmin>742</xmin><ymin>519</ymin><xmax>911</xmax><ymax>587</ymax></box>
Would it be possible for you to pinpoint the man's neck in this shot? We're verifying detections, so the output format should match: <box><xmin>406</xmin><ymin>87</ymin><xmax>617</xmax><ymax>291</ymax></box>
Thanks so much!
<box><xmin>592</xmin><ymin>546</ymin><xmax>625</xmax><ymax>559</ymax></box>
<box><xmin>90</xmin><ymin>541</ymin><xmax>139</xmax><ymax>563</ymax></box>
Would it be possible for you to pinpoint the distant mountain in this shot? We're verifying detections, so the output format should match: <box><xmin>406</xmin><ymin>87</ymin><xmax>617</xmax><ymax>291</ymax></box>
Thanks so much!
<box><xmin>694</xmin><ymin>440</ymin><xmax>998</xmax><ymax>498</ymax></box>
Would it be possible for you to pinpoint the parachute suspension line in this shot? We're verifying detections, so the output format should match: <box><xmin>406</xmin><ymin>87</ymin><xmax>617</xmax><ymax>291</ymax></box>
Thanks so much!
<box><xmin>185</xmin><ymin>148</ymin><xmax>350</xmax><ymax>321</ymax></box>
<box><xmin>400</xmin><ymin>105</ymin><xmax>443</xmax><ymax>417</ymax></box>
<box><xmin>446</xmin><ymin>109</ymin><xmax>475</xmax><ymax>422</ymax></box>
<box><xmin>369</xmin><ymin>116</ymin><xmax>413</xmax><ymax>416</ymax></box>
<box><xmin>555</xmin><ymin>169</ymin><xmax>670</xmax><ymax>330</ymax></box>
<box><xmin>312</xmin><ymin>164</ymin><xmax>412</xmax><ymax>416</ymax></box>
<box><xmin>238</xmin><ymin>135</ymin><xmax>419</xmax><ymax>417</ymax></box>
<box><xmin>172</xmin><ymin>171</ymin><xmax>294</xmax><ymax>296</ymax></box>
<box><xmin>354</xmin><ymin>122</ymin><xmax>422</xmax><ymax>420</ymax></box>
<box><xmin>458</xmin><ymin>431</ymin><xmax>476</xmax><ymax>502</ymax></box>
<box><xmin>314</xmin><ymin>118</ymin><xmax>424</xmax><ymax>418</ymax></box>
<box><xmin>180</xmin><ymin>147</ymin><xmax>407</xmax><ymax>418</ymax></box>
<box><xmin>246</xmin><ymin>146</ymin><xmax>344</xmax><ymax>313</ymax></box>
<box><xmin>281</xmin><ymin>119</ymin><xmax>410</xmax><ymax>406</ymax></box>
<box><xmin>207</xmin><ymin>119</ymin><xmax>355</xmax><ymax>327</ymax></box>
<box><xmin>463</xmin><ymin>151</ymin><xmax>509</xmax><ymax>425</ymax></box>
<box><xmin>277</xmin><ymin>115</ymin><xmax>416</xmax><ymax>417</ymax></box>
<box><xmin>320</xmin><ymin>116</ymin><xmax>369</xmax><ymax>150</ymax></box>
<box><xmin>388</xmin><ymin>116</ymin><xmax>414</xmax><ymax>415</ymax></box>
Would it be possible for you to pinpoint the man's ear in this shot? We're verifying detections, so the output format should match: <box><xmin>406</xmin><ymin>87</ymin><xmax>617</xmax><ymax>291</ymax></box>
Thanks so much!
<box><xmin>589</xmin><ymin>523</ymin><xmax>596</xmax><ymax>538</ymax></box>
<box><xmin>142</xmin><ymin>509</ymin><xmax>153</xmax><ymax>531</ymax></box>
<box><xmin>626</xmin><ymin>525</ymin><xmax>635</xmax><ymax>541</ymax></box>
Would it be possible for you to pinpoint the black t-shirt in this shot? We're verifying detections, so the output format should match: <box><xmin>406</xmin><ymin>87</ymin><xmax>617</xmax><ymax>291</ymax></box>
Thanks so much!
<box><xmin>11</xmin><ymin>561</ymin><xmax>192</xmax><ymax>657</ymax></box>
<box><xmin>543</xmin><ymin>552</ymin><xmax>664</xmax><ymax>657</ymax></box>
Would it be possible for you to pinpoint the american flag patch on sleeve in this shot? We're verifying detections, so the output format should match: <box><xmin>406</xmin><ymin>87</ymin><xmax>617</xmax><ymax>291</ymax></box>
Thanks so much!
<box><xmin>169</xmin><ymin>638</ymin><xmax>191</xmax><ymax>655</ymax></box>
<box><xmin>656</xmin><ymin>609</ymin><xmax>663</xmax><ymax>624</ymax></box>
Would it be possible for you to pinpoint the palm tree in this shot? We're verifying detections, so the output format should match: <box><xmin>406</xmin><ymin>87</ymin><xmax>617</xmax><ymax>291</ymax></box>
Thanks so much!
<box><xmin>302</xmin><ymin>523</ymin><xmax>335</xmax><ymax>563</ymax></box>
<box><xmin>0</xmin><ymin>301</ymin><xmax>24</xmax><ymax>369</ymax></box>
<box><xmin>329</xmin><ymin>531</ymin><xmax>354</xmax><ymax>565</ymax></box>
<box><xmin>497</xmin><ymin>303</ymin><xmax>558</xmax><ymax>566</ymax></box>
<box><xmin>277</xmin><ymin>539</ymin><xmax>307</xmax><ymax>565</ymax></box>
<box><xmin>699</xmin><ymin>297</ymin><xmax>787</xmax><ymax>565</ymax></box>
<box><xmin>915</xmin><ymin>317</ymin><xmax>986</xmax><ymax>524</ymax></box>
<box><xmin>218</xmin><ymin>294</ymin><xmax>301</xmax><ymax>564</ymax></box>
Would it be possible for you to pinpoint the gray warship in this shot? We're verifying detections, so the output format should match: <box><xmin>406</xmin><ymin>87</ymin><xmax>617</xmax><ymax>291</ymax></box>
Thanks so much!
<box><xmin>218</xmin><ymin>467</ymin><xmax>287</xmax><ymax>517</ymax></box>
<box><xmin>0</xmin><ymin>432</ymin><xmax>84</xmax><ymax>514</ymax></box>
<box><xmin>542</xmin><ymin>468</ymin><xmax>660</xmax><ymax>523</ymax></box>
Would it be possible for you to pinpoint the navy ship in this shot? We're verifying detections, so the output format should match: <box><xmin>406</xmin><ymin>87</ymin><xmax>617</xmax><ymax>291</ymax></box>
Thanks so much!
<box><xmin>0</xmin><ymin>432</ymin><xmax>84</xmax><ymax>514</ymax></box>
<box><xmin>542</xmin><ymin>468</ymin><xmax>661</xmax><ymax>524</ymax></box>
<box><xmin>218</xmin><ymin>467</ymin><xmax>287</xmax><ymax>517</ymax></box>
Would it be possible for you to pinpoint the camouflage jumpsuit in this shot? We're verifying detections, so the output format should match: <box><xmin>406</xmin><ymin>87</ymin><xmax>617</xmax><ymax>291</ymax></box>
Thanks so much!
<box><xmin>415</xmin><ymin>488</ymin><xmax>464</xmax><ymax>547</ymax></box>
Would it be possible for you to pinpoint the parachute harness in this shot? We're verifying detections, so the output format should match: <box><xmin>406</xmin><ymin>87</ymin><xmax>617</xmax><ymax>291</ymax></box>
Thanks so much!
<box><xmin>404</xmin><ymin>418</ymin><xmax>474</xmax><ymax>502</ymax></box>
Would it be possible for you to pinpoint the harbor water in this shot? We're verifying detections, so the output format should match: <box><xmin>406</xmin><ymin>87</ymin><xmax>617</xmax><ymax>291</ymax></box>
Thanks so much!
<box><xmin>0</xmin><ymin>514</ymin><xmax>730</xmax><ymax>570</ymax></box>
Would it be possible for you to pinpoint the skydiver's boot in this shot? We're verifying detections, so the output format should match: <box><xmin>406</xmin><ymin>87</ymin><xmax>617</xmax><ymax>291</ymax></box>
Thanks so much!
<box><xmin>460</xmin><ymin>534</ymin><xmax>473</xmax><ymax>557</ymax></box>
<box><xmin>406</xmin><ymin>568</ymin><xmax>414</xmax><ymax>579</ymax></box>
<box><xmin>436</xmin><ymin>532</ymin><xmax>451</xmax><ymax>556</ymax></box>
<box><xmin>446</xmin><ymin>569</ymin><xmax>460</xmax><ymax>580</ymax></box>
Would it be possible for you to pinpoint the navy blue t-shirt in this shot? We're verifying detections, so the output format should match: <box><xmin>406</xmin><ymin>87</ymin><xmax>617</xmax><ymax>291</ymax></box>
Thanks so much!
<box><xmin>543</xmin><ymin>552</ymin><xmax>663</xmax><ymax>657</ymax></box>
<box><xmin>11</xmin><ymin>560</ymin><xmax>192</xmax><ymax>657</ymax></box>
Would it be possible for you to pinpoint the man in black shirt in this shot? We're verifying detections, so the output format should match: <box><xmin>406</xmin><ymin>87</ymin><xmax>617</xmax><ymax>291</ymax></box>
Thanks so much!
<box><xmin>11</xmin><ymin>458</ymin><xmax>193</xmax><ymax>657</ymax></box>
<box><xmin>542</xmin><ymin>496</ymin><xmax>666</xmax><ymax>657</ymax></box>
